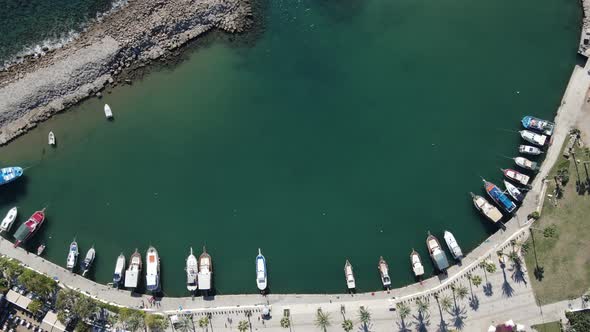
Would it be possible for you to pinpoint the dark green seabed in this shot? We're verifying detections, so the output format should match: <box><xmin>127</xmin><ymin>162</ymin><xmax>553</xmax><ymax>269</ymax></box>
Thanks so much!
<box><xmin>0</xmin><ymin>0</ymin><xmax>580</xmax><ymax>296</ymax></box>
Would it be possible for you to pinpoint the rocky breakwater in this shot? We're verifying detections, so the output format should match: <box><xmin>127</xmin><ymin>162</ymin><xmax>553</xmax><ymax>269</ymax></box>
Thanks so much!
<box><xmin>0</xmin><ymin>0</ymin><xmax>252</xmax><ymax>145</ymax></box>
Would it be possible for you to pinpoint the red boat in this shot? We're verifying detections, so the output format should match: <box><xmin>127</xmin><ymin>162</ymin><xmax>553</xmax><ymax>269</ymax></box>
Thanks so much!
<box><xmin>13</xmin><ymin>209</ymin><xmax>46</xmax><ymax>248</ymax></box>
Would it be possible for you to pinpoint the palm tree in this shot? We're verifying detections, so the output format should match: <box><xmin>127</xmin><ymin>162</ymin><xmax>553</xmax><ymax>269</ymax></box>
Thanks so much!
<box><xmin>341</xmin><ymin>319</ymin><xmax>353</xmax><ymax>332</ymax></box>
<box><xmin>471</xmin><ymin>275</ymin><xmax>483</xmax><ymax>287</ymax></box>
<box><xmin>396</xmin><ymin>302</ymin><xmax>411</xmax><ymax>321</ymax></box>
<box><xmin>508</xmin><ymin>250</ymin><xmax>521</xmax><ymax>266</ymax></box>
<box><xmin>198</xmin><ymin>317</ymin><xmax>209</xmax><ymax>332</ymax></box>
<box><xmin>415</xmin><ymin>298</ymin><xmax>429</xmax><ymax>315</ymax></box>
<box><xmin>439</xmin><ymin>295</ymin><xmax>452</xmax><ymax>313</ymax></box>
<box><xmin>237</xmin><ymin>320</ymin><xmax>249</xmax><ymax>332</ymax></box>
<box><xmin>456</xmin><ymin>285</ymin><xmax>468</xmax><ymax>302</ymax></box>
<box><xmin>358</xmin><ymin>307</ymin><xmax>371</xmax><ymax>331</ymax></box>
<box><xmin>315</xmin><ymin>309</ymin><xmax>331</xmax><ymax>332</ymax></box>
<box><xmin>280</xmin><ymin>317</ymin><xmax>291</xmax><ymax>329</ymax></box>
<box><xmin>176</xmin><ymin>315</ymin><xmax>194</xmax><ymax>332</ymax></box>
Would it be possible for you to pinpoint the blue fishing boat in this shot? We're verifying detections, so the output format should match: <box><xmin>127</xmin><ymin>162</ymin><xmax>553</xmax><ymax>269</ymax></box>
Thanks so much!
<box><xmin>521</xmin><ymin>116</ymin><xmax>554</xmax><ymax>136</ymax></box>
<box><xmin>483</xmin><ymin>179</ymin><xmax>517</xmax><ymax>213</ymax></box>
<box><xmin>0</xmin><ymin>167</ymin><xmax>23</xmax><ymax>186</ymax></box>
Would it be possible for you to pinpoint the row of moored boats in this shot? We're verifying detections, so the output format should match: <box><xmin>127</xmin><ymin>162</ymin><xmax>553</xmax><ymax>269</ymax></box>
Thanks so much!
<box><xmin>344</xmin><ymin>230</ymin><xmax>463</xmax><ymax>291</ymax></box>
<box><xmin>471</xmin><ymin>116</ymin><xmax>554</xmax><ymax>225</ymax></box>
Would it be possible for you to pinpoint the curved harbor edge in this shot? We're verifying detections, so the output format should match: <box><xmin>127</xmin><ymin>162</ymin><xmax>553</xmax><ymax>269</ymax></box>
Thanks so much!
<box><xmin>1</xmin><ymin>56</ymin><xmax>589</xmax><ymax>317</ymax></box>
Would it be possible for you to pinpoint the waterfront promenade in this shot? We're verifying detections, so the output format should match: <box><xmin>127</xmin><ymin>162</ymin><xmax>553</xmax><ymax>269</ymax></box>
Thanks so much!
<box><xmin>1</xmin><ymin>58</ymin><xmax>590</xmax><ymax>330</ymax></box>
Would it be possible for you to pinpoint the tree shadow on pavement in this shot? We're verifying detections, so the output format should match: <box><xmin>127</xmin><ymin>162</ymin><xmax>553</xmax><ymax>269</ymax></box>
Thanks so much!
<box><xmin>501</xmin><ymin>267</ymin><xmax>515</xmax><ymax>297</ymax></box>
<box><xmin>469</xmin><ymin>295</ymin><xmax>480</xmax><ymax>311</ymax></box>
<box><xmin>396</xmin><ymin>319</ymin><xmax>412</xmax><ymax>332</ymax></box>
<box><xmin>412</xmin><ymin>311</ymin><xmax>430</xmax><ymax>332</ymax></box>
<box><xmin>510</xmin><ymin>262</ymin><xmax>528</xmax><ymax>286</ymax></box>
<box><xmin>435</xmin><ymin>299</ymin><xmax>449</xmax><ymax>332</ymax></box>
<box><xmin>483</xmin><ymin>282</ymin><xmax>493</xmax><ymax>297</ymax></box>
<box><xmin>450</xmin><ymin>304</ymin><xmax>467</xmax><ymax>330</ymax></box>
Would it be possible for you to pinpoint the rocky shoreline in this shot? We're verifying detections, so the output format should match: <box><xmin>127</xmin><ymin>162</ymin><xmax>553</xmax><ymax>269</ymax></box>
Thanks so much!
<box><xmin>0</xmin><ymin>0</ymin><xmax>252</xmax><ymax>145</ymax></box>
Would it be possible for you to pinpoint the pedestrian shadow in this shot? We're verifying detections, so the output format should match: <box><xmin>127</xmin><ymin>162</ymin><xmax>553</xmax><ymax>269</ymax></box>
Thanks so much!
<box><xmin>412</xmin><ymin>311</ymin><xmax>430</xmax><ymax>332</ymax></box>
<box><xmin>469</xmin><ymin>295</ymin><xmax>480</xmax><ymax>311</ymax></box>
<box><xmin>483</xmin><ymin>282</ymin><xmax>493</xmax><ymax>297</ymax></box>
<box><xmin>449</xmin><ymin>304</ymin><xmax>467</xmax><ymax>330</ymax></box>
<box><xmin>501</xmin><ymin>268</ymin><xmax>515</xmax><ymax>298</ymax></box>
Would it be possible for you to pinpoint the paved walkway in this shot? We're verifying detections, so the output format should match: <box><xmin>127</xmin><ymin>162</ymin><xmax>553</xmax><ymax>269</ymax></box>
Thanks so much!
<box><xmin>2</xmin><ymin>51</ymin><xmax>590</xmax><ymax>332</ymax></box>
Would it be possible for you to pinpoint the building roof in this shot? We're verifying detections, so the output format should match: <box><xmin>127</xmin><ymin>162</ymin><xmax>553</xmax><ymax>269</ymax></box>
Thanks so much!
<box><xmin>41</xmin><ymin>311</ymin><xmax>67</xmax><ymax>332</ymax></box>
<box><xmin>6</xmin><ymin>290</ymin><xmax>32</xmax><ymax>311</ymax></box>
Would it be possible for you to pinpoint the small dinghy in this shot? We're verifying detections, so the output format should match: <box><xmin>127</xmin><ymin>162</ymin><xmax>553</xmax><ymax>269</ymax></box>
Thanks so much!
<box><xmin>520</xmin><ymin>130</ymin><xmax>547</xmax><ymax>146</ymax></box>
<box><xmin>410</xmin><ymin>249</ymin><xmax>425</xmax><ymax>278</ymax></box>
<box><xmin>378</xmin><ymin>256</ymin><xmax>391</xmax><ymax>289</ymax></box>
<box><xmin>519</xmin><ymin>145</ymin><xmax>542</xmax><ymax>155</ymax></box>
<box><xmin>502</xmin><ymin>168</ymin><xmax>530</xmax><ymax>186</ymax></box>
<box><xmin>471</xmin><ymin>193</ymin><xmax>503</xmax><ymax>223</ymax></box>
<box><xmin>515</xmin><ymin>156</ymin><xmax>539</xmax><ymax>172</ymax></box>
<box><xmin>344</xmin><ymin>259</ymin><xmax>356</xmax><ymax>291</ymax></box>
<box><xmin>37</xmin><ymin>244</ymin><xmax>46</xmax><ymax>256</ymax></box>
<box><xmin>48</xmin><ymin>132</ymin><xmax>56</xmax><ymax>146</ymax></box>
<box><xmin>66</xmin><ymin>239</ymin><xmax>79</xmax><ymax>271</ymax></box>
<box><xmin>504</xmin><ymin>181</ymin><xmax>525</xmax><ymax>202</ymax></box>
<box><xmin>81</xmin><ymin>246</ymin><xmax>96</xmax><ymax>276</ymax></box>
<box><xmin>0</xmin><ymin>207</ymin><xmax>17</xmax><ymax>233</ymax></box>
<box><xmin>522</xmin><ymin>115</ymin><xmax>554</xmax><ymax>136</ymax></box>
<box><xmin>443</xmin><ymin>230</ymin><xmax>463</xmax><ymax>260</ymax></box>
<box><xmin>104</xmin><ymin>104</ymin><xmax>113</xmax><ymax>119</ymax></box>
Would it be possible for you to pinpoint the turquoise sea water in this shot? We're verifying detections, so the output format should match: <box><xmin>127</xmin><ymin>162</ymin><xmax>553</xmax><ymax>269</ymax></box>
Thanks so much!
<box><xmin>0</xmin><ymin>0</ymin><xmax>580</xmax><ymax>296</ymax></box>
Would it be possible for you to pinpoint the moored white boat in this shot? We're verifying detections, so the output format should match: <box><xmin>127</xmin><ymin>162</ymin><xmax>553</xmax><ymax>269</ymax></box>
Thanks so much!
<box><xmin>443</xmin><ymin>231</ymin><xmax>463</xmax><ymax>260</ymax></box>
<box><xmin>48</xmin><ymin>132</ymin><xmax>55</xmax><ymax>146</ymax></box>
<box><xmin>471</xmin><ymin>192</ymin><xmax>503</xmax><ymax>223</ymax></box>
<box><xmin>256</xmin><ymin>248</ymin><xmax>267</xmax><ymax>292</ymax></box>
<box><xmin>520</xmin><ymin>130</ymin><xmax>547</xmax><ymax>146</ymax></box>
<box><xmin>502</xmin><ymin>168</ymin><xmax>530</xmax><ymax>186</ymax></box>
<box><xmin>145</xmin><ymin>246</ymin><xmax>160</xmax><ymax>293</ymax></box>
<box><xmin>198</xmin><ymin>246</ymin><xmax>213</xmax><ymax>294</ymax></box>
<box><xmin>514</xmin><ymin>156</ymin><xmax>539</xmax><ymax>171</ymax></box>
<box><xmin>186</xmin><ymin>247</ymin><xmax>198</xmax><ymax>292</ymax></box>
<box><xmin>113</xmin><ymin>253</ymin><xmax>126</xmax><ymax>287</ymax></box>
<box><xmin>66</xmin><ymin>239</ymin><xmax>79</xmax><ymax>271</ymax></box>
<box><xmin>519</xmin><ymin>145</ymin><xmax>542</xmax><ymax>155</ymax></box>
<box><xmin>81</xmin><ymin>246</ymin><xmax>96</xmax><ymax>277</ymax></box>
<box><xmin>0</xmin><ymin>207</ymin><xmax>17</xmax><ymax>233</ymax></box>
<box><xmin>410</xmin><ymin>249</ymin><xmax>425</xmax><ymax>278</ymax></box>
<box><xmin>104</xmin><ymin>104</ymin><xmax>113</xmax><ymax>119</ymax></box>
<box><xmin>124</xmin><ymin>249</ymin><xmax>142</xmax><ymax>290</ymax></box>
<box><xmin>427</xmin><ymin>232</ymin><xmax>449</xmax><ymax>271</ymax></box>
<box><xmin>37</xmin><ymin>244</ymin><xmax>46</xmax><ymax>256</ymax></box>
<box><xmin>378</xmin><ymin>256</ymin><xmax>391</xmax><ymax>288</ymax></box>
<box><xmin>344</xmin><ymin>260</ymin><xmax>356</xmax><ymax>290</ymax></box>
<box><xmin>504</xmin><ymin>181</ymin><xmax>525</xmax><ymax>202</ymax></box>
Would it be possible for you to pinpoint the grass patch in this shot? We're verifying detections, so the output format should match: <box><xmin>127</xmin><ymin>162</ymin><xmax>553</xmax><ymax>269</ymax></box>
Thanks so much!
<box><xmin>524</xmin><ymin>136</ymin><xmax>590</xmax><ymax>305</ymax></box>
<box><xmin>531</xmin><ymin>321</ymin><xmax>562</xmax><ymax>332</ymax></box>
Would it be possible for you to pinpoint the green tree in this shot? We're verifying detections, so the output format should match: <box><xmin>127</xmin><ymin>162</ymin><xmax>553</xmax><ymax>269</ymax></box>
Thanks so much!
<box><xmin>198</xmin><ymin>316</ymin><xmax>209</xmax><ymax>331</ymax></box>
<box><xmin>508</xmin><ymin>251</ymin><xmax>521</xmax><ymax>266</ymax></box>
<box><xmin>145</xmin><ymin>314</ymin><xmax>169</xmax><ymax>332</ymax></box>
<box><xmin>27</xmin><ymin>299</ymin><xmax>43</xmax><ymax>314</ymax></box>
<box><xmin>17</xmin><ymin>269</ymin><xmax>56</xmax><ymax>298</ymax></box>
<box><xmin>280</xmin><ymin>317</ymin><xmax>291</xmax><ymax>328</ymax></box>
<box><xmin>73</xmin><ymin>295</ymin><xmax>97</xmax><ymax>322</ymax></box>
<box><xmin>118</xmin><ymin>308</ymin><xmax>146</xmax><ymax>332</ymax></box>
<box><xmin>566</xmin><ymin>311</ymin><xmax>590</xmax><ymax>331</ymax></box>
<box><xmin>0</xmin><ymin>258</ymin><xmax>23</xmax><ymax>287</ymax></box>
<box><xmin>315</xmin><ymin>309</ymin><xmax>331</xmax><ymax>332</ymax></box>
<box><xmin>415</xmin><ymin>298</ymin><xmax>429</xmax><ymax>315</ymax></box>
<box><xmin>396</xmin><ymin>302</ymin><xmax>411</xmax><ymax>321</ymax></box>
<box><xmin>237</xmin><ymin>320</ymin><xmax>249</xmax><ymax>332</ymax></box>
<box><xmin>455</xmin><ymin>285</ymin><xmax>468</xmax><ymax>301</ymax></box>
<box><xmin>484</xmin><ymin>261</ymin><xmax>497</xmax><ymax>274</ymax></box>
<box><xmin>74</xmin><ymin>321</ymin><xmax>90</xmax><ymax>332</ymax></box>
<box><xmin>439</xmin><ymin>295</ymin><xmax>452</xmax><ymax>313</ymax></box>
<box><xmin>176</xmin><ymin>316</ymin><xmax>194</xmax><ymax>332</ymax></box>
<box><xmin>471</xmin><ymin>275</ymin><xmax>482</xmax><ymax>287</ymax></box>
<box><xmin>358</xmin><ymin>306</ymin><xmax>371</xmax><ymax>331</ymax></box>
<box><xmin>342</xmin><ymin>319</ymin><xmax>353</xmax><ymax>332</ymax></box>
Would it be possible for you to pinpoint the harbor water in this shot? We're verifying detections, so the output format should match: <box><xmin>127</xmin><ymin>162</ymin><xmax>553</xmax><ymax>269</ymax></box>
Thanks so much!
<box><xmin>0</xmin><ymin>0</ymin><xmax>580</xmax><ymax>295</ymax></box>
